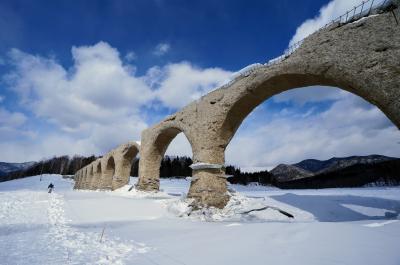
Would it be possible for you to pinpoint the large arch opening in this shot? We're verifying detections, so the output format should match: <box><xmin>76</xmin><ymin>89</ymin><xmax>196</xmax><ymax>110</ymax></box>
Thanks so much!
<box><xmin>160</xmin><ymin>131</ymin><xmax>194</xmax><ymax>193</ymax></box>
<box><xmin>103</xmin><ymin>156</ymin><xmax>115</xmax><ymax>190</ymax></box>
<box><xmin>112</xmin><ymin>144</ymin><xmax>140</xmax><ymax>190</ymax></box>
<box><xmin>82</xmin><ymin>168</ymin><xmax>88</xmax><ymax>189</ymax></box>
<box><xmin>224</xmin><ymin>84</ymin><xmax>400</xmax><ymax>187</ymax></box>
<box><xmin>221</xmin><ymin>73</ymin><xmax>399</xmax><ymax>145</ymax></box>
<box><xmin>137</xmin><ymin>127</ymin><xmax>194</xmax><ymax>193</ymax></box>
<box><xmin>92</xmin><ymin>161</ymin><xmax>102</xmax><ymax>189</ymax></box>
<box><xmin>87</xmin><ymin>165</ymin><xmax>94</xmax><ymax>189</ymax></box>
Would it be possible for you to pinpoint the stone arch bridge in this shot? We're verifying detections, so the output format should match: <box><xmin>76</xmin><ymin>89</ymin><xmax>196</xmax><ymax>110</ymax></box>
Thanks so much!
<box><xmin>74</xmin><ymin>141</ymin><xmax>139</xmax><ymax>191</ymax></box>
<box><xmin>75</xmin><ymin>7</ymin><xmax>400</xmax><ymax>208</ymax></box>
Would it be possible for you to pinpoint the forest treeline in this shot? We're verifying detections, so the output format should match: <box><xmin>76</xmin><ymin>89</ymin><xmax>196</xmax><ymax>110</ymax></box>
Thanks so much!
<box><xmin>129</xmin><ymin>156</ymin><xmax>193</xmax><ymax>178</ymax></box>
<box><xmin>2</xmin><ymin>155</ymin><xmax>194</xmax><ymax>182</ymax></box>
<box><xmin>3</xmin><ymin>155</ymin><xmax>97</xmax><ymax>182</ymax></box>
<box><xmin>3</xmin><ymin>155</ymin><xmax>400</xmax><ymax>188</ymax></box>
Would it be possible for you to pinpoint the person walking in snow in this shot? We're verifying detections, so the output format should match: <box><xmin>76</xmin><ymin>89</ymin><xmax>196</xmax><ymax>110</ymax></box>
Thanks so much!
<box><xmin>48</xmin><ymin>183</ymin><xmax>54</xmax><ymax>193</ymax></box>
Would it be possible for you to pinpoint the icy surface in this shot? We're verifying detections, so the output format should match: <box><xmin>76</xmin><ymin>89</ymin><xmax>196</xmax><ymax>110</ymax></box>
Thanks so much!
<box><xmin>189</xmin><ymin>162</ymin><xmax>223</xmax><ymax>170</ymax></box>
<box><xmin>1</xmin><ymin>175</ymin><xmax>400</xmax><ymax>265</ymax></box>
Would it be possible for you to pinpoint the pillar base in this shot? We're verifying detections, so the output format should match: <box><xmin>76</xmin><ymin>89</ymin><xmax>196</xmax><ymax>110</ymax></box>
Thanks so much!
<box><xmin>112</xmin><ymin>176</ymin><xmax>129</xmax><ymax>190</ymax></box>
<box><xmin>187</xmin><ymin>168</ymin><xmax>230</xmax><ymax>209</ymax></box>
<box><xmin>136</xmin><ymin>178</ymin><xmax>160</xmax><ymax>191</ymax></box>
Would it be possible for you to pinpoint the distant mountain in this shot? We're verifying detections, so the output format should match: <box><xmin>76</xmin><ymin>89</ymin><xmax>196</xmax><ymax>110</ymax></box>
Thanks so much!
<box><xmin>270</xmin><ymin>155</ymin><xmax>397</xmax><ymax>182</ymax></box>
<box><xmin>270</xmin><ymin>164</ymin><xmax>313</xmax><ymax>182</ymax></box>
<box><xmin>276</xmin><ymin>158</ymin><xmax>400</xmax><ymax>189</ymax></box>
<box><xmin>293</xmin><ymin>155</ymin><xmax>395</xmax><ymax>174</ymax></box>
<box><xmin>0</xmin><ymin>162</ymin><xmax>36</xmax><ymax>177</ymax></box>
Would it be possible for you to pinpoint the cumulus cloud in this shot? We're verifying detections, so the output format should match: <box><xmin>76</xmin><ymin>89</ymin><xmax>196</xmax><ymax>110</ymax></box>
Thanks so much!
<box><xmin>0</xmin><ymin>108</ymin><xmax>27</xmax><ymax>127</ymax></box>
<box><xmin>1</xmin><ymin>41</ymin><xmax>233</xmax><ymax>162</ymax></box>
<box><xmin>5</xmin><ymin>42</ymin><xmax>153</xmax><ymax>132</ymax></box>
<box><xmin>2</xmin><ymin>42</ymin><xmax>153</xmax><ymax>161</ymax></box>
<box><xmin>165</xmin><ymin>133</ymin><xmax>193</xmax><ymax>157</ymax></box>
<box><xmin>149</xmin><ymin>62</ymin><xmax>232</xmax><ymax>108</ymax></box>
<box><xmin>153</xmin><ymin>43</ymin><xmax>170</xmax><ymax>56</ymax></box>
<box><xmin>0</xmin><ymin>107</ymin><xmax>36</xmax><ymax>143</ymax></box>
<box><xmin>125</xmin><ymin>51</ymin><xmax>137</xmax><ymax>62</ymax></box>
<box><xmin>289</xmin><ymin>0</ymin><xmax>361</xmax><ymax>46</ymax></box>
<box><xmin>273</xmin><ymin>86</ymin><xmax>347</xmax><ymax>105</ymax></box>
<box><xmin>2</xmin><ymin>40</ymin><xmax>398</xmax><ymax>165</ymax></box>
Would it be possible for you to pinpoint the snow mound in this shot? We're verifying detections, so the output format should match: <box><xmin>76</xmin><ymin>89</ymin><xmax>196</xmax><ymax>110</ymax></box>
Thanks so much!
<box><xmin>112</xmin><ymin>184</ymin><xmax>172</xmax><ymax>199</ymax></box>
<box><xmin>166</xmin><ymin>192</ymin><xmax>315</xmax><ymax>222</ymax></box>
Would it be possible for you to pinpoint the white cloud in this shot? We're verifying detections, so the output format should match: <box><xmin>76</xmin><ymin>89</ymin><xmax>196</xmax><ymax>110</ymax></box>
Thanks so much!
<box><xmin>0</xmin><ymin>107</ymin><xmax>27</xmax><ymax>127</ymax></box>
<box><xmin>2</xmin><ymin>42</ymin><xmax>152</xmax><ymax>161</ymax></box>
<box><xmin>125</xmin><ymin>51</ymin><xmax>136</xmax><ymax>62</ymax></box>
<box><xmin>165</xmin><ymin>132</ymin><xmax>193</xmax><ymax>157</ymax></box>
<box><xmin>5</xmin><ymin>42</ymin><xmax>153</xmax><ymax>131</ymax></box>
<box><xmin>149</xmin><ymin>62</ymin><xmax>232</xmax><ymax>108</ymax></box>
<box><xmin>2</xmin><ymin>41</ymin><xmax>398</xmax><ymax>166</ymax></box>
<box><xmin>0</xmin><ymin>107</ymin><xmax>36</xmax><ymax>143</ymax></box>
<box><xmin>0</xmin><ymin>95</ymin><xmax>4</xmax><ymax>102</ymax></box>
<box><xmin>289</xmin><ymin>0</ymin><xmax>361</xmax><ymax>46</ymax></box>
<box><xmin>273</xmin><ymin>86</ymin><xmax>346</xmax><ymax>105</ymax></box>
<box><xmin>153</xmin><ymin>43</ymin><xmax>170</xmax><ymax>56</ymax></box>
<box><xmin>0</xmin><ymin>42</ymin><xmax>233</xmax><ymax>162</ymax></box>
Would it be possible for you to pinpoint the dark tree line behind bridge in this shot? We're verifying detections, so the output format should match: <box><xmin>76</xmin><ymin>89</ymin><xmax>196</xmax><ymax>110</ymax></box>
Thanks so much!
<box><xmin>3</xmin><ymin>155</ymin><xmax>97</xmax><ymax>182</ymax></box>
<box><xmin>129</xmin><ymin>156</ymin><xmax>193</xmax><ymax>178</ymax></box>
<box><xmin>3</xmin><ymin>155</ymin><xmax>400</xmax><ymax>188</ymax></box>
<box><xmin>3</xmin><ymin>155</ymin><xmax>194</xmax><ymax>182</ymax></box>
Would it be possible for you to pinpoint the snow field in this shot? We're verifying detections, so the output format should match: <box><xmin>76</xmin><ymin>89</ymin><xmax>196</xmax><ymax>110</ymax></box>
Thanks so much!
<box><xmin>1</xmin><ymin>175</ymin><xmax>399</xmax><ymax>265</ymax></box>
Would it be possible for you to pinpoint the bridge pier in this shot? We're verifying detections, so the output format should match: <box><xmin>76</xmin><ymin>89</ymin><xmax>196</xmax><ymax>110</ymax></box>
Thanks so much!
<box><xmin>186</xmin><ymin>146</ymin><xmax>230</xmax><ymax>209</ymax></box>
<box><xmin>112</xmin><ymin>160</ymin><xmax>132</xmax><ymax>190</ymax></box>
<box><xmin>188</xmin><ymin>165</ymin><xmax>229</xmax><ymax>209</ymax></box>
<box><xmin>136</xmin><ymin>147</ymin><xmax>161</xmax><ymax>192</ymax></box>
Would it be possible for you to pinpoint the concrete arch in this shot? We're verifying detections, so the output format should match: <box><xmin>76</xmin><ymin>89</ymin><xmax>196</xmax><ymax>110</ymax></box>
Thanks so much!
<box><xmin>80</xmin><ymin>167</ymin><xmax>87</xmax><ymax>189</ymax></box>
<box><xmin>138</xmin><ymin>10</ymin><xmax>400</xmax><ymax>208</ymax></box>
<box><xmin>83</xmin><ymin>167</ymin><xmax>89</xmax><ymax>189</ymax></box>
<box><xmin>112</xmin><ymin>142</ymin><xmax>140</xmax><ymax>190</ymax></box>
<box><xmin>137</xmin><ymin>122</ymin><xmax>196</xmax><ymax>191</ymax></box>
<box><xmin>87</xmin><ymin>164</ymin><xmax>94</xmax><ymax>189</ymax></box>
<box><xmin>99</xmin><ymin>156</ymin><xmax>114</xmax><ymax>189</ymax></box>
<box><xmin>73</xmin><ymin>170</ymin><xmax>81</xmax><ymax>189</ymax></box>
<box><xmin>79</xmin><ymin>170</ymin><xmax>84</xmax><ymax>188</ymax></box>
<box><xmin>91</xmin><ymin>159</ymin><xmax>102</xmax><ymax>189</ymax></box>
<box><xmin>80</xmin><ymin>170</ymin><xmax>84</xmax><ymax>188</ymax></box>
<box><xmin>73</xmin><ymin>142</ymin><xmax>140</xmax><ymax>190</ymax></box>
<box><xmin>78</xmin><ymin>170</ymin><xmax>83</xmax><ymax>188</ymax></box>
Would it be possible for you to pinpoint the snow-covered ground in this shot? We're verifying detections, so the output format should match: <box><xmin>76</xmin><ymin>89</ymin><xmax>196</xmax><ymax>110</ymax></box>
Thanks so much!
<box><xmin>1</xmin><ymin>175</ymin><xmax>399</xmax><ymax>265</ymax></box>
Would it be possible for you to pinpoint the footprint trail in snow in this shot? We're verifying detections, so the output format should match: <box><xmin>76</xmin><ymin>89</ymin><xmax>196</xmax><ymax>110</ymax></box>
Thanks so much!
<box><xmin>0</xmin><ymin>188</ymin><xmax>150</xmax><ymax>265</ymax></box>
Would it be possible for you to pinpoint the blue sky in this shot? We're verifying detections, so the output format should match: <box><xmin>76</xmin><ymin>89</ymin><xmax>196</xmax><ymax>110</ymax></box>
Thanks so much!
<box><xmin>0</xmin><ymin>0</ymin><xmax>399</xmax><ymax>169</ymax></box>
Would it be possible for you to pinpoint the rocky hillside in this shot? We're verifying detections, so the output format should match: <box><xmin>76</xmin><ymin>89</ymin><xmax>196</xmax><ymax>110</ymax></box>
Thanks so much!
<box><xmin>270</xmin><ymin>164</ymin><xmax>313</xmax><ymax>181</ymax></box>
<box><xmin>294</xmin><ymin>155</ymin><xmax>395</xmax><ymax>174</ymax></box>
<box><xmin>276</xmin><ymin>158</ymin><xmax>400</xmax><ymax>189</ymax></box>
<box><xmin>271</xmin><ymin>155</ymin><xmax>396</xmax><ymax>182</ymax></box>
<box><xmin>0</xmin><ymin>162</ymin><xmax>36</xmax><ymax>177</ymax></box>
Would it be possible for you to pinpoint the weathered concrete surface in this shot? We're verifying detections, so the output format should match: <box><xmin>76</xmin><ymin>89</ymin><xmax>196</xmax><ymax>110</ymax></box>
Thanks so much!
<box><xmin>74</xmin><ymin>142</ymin><xmax>139</xmax><ymax>190</ymax></box>
<box><xmin>91</xmin><ymin>159</ymin><xmax>102</xmax><ymax>189</ymax></box>
<box><xmin>137</xmin><ymin>10</ymin><xmax>400</xmax><ymax>208</ymax></box>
